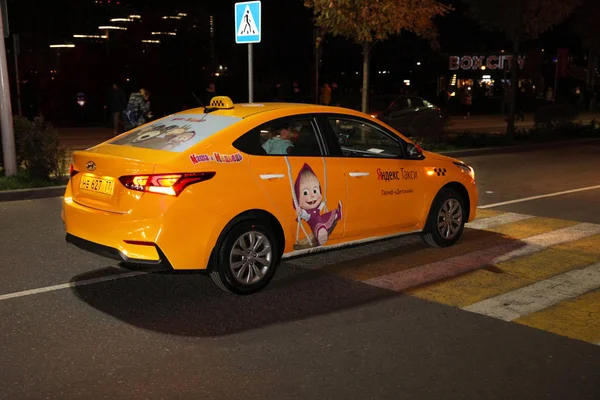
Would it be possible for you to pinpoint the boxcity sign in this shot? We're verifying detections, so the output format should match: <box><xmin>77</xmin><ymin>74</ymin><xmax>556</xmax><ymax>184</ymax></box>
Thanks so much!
<box><xmin>449</xmin><ymin>55</ymin><xmax>526</xmax><ymax>71</ymax></box>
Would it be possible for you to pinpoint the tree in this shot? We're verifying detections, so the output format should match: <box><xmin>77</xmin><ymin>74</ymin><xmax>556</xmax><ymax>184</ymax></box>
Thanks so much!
<box><xmin>464</xmin><ymin>0</ymin><xmax>580</xmax><ymax>138</ymax></box>
<box><xmin>304</xmin><ymin>0</ymin><xmax>452</xmax><ymax>112</ymax></box>
<box><xmin>573</xmin><ymin>0</ymin><xmax>600</xmax><ymax>87</ymax></box>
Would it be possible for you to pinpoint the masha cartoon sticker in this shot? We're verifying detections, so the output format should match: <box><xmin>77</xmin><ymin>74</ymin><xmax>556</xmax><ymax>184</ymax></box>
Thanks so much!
<box><xmin>294</xmin><ymin>163</ymin><xmax>343</xmax><ymax>246</ymax></box>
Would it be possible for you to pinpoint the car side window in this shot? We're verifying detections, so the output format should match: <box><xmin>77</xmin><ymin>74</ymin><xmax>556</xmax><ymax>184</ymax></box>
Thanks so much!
<box><xmin>233</xmin><ymin>117</ymin><xmax>324</xmax><ymax>157</ymax></box>
<box><xmin>327</xmin><ymin>117</ymin><xmax>402</xmax><ymax>159</ymax></box>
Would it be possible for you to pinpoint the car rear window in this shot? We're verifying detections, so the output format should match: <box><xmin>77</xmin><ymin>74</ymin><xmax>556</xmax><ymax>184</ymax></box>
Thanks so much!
<box><xmin>109</xmin><ymin>114</ymin><xmax>242</xmax><ymax>152</ymax></box>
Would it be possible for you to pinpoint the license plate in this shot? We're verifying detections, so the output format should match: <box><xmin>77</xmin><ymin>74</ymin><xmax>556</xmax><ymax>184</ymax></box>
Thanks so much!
<box><xmin>80</xmin><ymin>175</ymin><xmax>115</xmax><ymax>196</ymax></box>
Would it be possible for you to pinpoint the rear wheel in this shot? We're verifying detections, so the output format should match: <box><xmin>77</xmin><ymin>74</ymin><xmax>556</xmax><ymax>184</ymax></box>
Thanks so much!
<box><xmin>422</xmin><ymin>188</ymin><xmax>465</xmax><ymax>248</ymax></box>
<box><xmin>210</xmin><ymin>220</ymin><xmax>280</xmax><ymax>295</ymax></box>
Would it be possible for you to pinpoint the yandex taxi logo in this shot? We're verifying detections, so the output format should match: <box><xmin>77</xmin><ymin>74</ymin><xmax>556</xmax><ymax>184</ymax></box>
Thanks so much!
<box><xmin>377</xmin><ymin>168</ymin><xmax>418</xmax><ymax>181</ymax></box>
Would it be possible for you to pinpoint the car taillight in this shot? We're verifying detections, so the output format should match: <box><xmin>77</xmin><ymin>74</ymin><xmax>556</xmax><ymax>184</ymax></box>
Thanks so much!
<box><xmin>119</xmin><ymin>172</ymin><xmax>216</xmax><ymax>196</ymax></box>
<box><xmin>69</xmin><ymin>164</ymin><xmax>79</xmax><ymax>178</ymax></box>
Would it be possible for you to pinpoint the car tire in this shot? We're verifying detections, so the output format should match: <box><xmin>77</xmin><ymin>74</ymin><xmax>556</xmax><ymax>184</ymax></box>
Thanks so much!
<box><xmin>210</xmin><ymin>220</ymin><xmax>280</xmax><ymax>295</ymax></box>
<box><xmin>422</xmin><ymin>188</ymin><xmax>466</xmax><ymax>248</ymax></box>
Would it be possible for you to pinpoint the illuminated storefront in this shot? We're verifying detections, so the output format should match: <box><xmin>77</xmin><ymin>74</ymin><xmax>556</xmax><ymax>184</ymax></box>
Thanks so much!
<box><xmin>440</xmin><ymin>53</ymin><xmax>527</xmax><ymax>97</ymax></box>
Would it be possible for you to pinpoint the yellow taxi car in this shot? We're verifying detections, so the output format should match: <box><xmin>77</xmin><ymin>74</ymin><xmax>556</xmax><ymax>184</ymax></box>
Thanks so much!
<box><xmin>63</xmin><ymin>96</ymin><xmax>478</xmax><ymax>295</ymax></box>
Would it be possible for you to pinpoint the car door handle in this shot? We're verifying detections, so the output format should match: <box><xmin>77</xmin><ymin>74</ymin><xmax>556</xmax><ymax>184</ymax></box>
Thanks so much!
<box><xmin>349</xmin><ymin>172</ymin><xmax>370</xmax><ymax>177</ymax></box>
<box><xmin>260</xmin><ymin>174</ymin><xmax>285</xmax><ymax>180</ymax></box>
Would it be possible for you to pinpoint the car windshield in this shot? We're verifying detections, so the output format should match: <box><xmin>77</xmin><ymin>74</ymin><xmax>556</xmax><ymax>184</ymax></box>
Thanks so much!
<box><xmin>109</xmin><ymin>113</ymin><xmax>242</xmax><ymax>152</ymax></box>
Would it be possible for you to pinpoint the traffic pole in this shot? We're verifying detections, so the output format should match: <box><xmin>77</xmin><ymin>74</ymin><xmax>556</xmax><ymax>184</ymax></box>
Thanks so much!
<box><xmin>13</xmin><ymin>34</ymin><xmax>21</xmax><ymax>116</ymax></box>
<box><xmin>0</xmin><ymin>5</ymin><xmax>17</xmax><ymax>176</ymax></box>
<box><xmin>248</xmin><ymin>43</ymin><xmax>253</xmax><ymax>103</ymax></box>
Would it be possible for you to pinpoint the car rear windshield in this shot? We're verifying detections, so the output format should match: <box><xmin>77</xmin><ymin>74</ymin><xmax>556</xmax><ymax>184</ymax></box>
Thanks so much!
<box><xmin>109</xmin><ymin>114</ymin><xmax>242</xmax><ymax>152</ymax></box>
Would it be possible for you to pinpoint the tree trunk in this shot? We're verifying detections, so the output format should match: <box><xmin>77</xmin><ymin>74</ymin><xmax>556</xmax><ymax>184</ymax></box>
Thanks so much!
<box><xmin>361</xmin><ymin>43</ymin><xmax>371</xmax><ymax>113</ymax></box>
<box><xmin>506</xmin><ymin>37</ymin><xmax>520</xmax><ymax>141</ymax></box>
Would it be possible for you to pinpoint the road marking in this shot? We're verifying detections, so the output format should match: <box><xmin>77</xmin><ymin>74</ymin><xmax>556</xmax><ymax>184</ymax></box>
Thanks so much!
<box><xmin>466</xmin><ymin>212</ymin><xmax>533</xmax><ymax>230</ymax></box>
<box><xmin>479</xmin><ymin>185</ymin><xmax>600</xmax><ymax>209</ymax></box>
<box><xmin>408</xmin><ymin>247</ymin><xmax>598</xmax><ymax>308</ymax></box>
<box><xmin>364</xmin><ymin>223</ymin><xmax>600</xmax><ymax>293</ymax></box>
<box><xmin>364</xmin><ymin>242</ymin><xmax>525</xmax><ymax>292</ymax></box>
<box><xmin>462</xmin><ymin>263</ymin><xmax>600</xmax><ymax>321</ymax></box>
<box><xmin>493</xmin><ymin>223</ymin><xmax>600</xmax><ymax>263</ymax></box>
<box><xmin>514</xmin><ymin>289</ymin><xmax>600</xmax><ymax>345</ymax></box>
<box><xmin>0</xmin><ymin>270</ymin><xmax>148</xmax><ymax>302</ymax></box>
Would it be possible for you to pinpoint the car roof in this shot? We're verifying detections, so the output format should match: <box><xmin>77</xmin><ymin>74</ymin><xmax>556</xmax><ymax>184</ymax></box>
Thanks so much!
<box><xmin>175</xmin><ymin>102</ymin><xmax>352</xmax><ymax>119</ymax></box>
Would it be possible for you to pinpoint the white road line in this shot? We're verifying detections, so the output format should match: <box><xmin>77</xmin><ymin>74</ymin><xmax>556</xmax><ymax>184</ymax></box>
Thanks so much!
<box><xmin>493</xmin><ymin>223</ymin><xmax>600</xmax><ymax>263</ymax></box>
<box><xmin>466</xmin><ymin>212</ymin><xmax>533</xmax><ymax>230</ymax></box>
<box><xmin>479</xmin><ymin>185</ymin><xmax>600</xmax><ymax>209</ymax></box>
<box><xmin>463</xmin><ymin>262</ymin><xmax>600</xmax><ymax>321</ymax></box>
<box><xmin>0</xmin><ymin>271</ymin><xmax>148</xmax><ymax>302</ymax></box>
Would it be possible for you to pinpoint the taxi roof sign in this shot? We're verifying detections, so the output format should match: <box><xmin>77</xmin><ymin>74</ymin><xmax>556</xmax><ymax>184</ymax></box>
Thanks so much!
<box><xmin>208</xmin><ymin>96</ymin><xmax>234</xmax><ymax>109</ymax></box>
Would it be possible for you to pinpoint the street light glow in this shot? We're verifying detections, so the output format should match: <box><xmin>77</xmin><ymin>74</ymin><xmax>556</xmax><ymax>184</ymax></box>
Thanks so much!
<box><xmin>162</xmin><ymin>16</ymin><xmax>182</xmax><ymax>20</ymax></box>
<box><xmin>417</xmin><ymin>61</ymin><xmax>421</xmax><ymax>65</ymax></box>
<box><xmin>99</xmin><ymin>26</ymin><xmax>128</xmax><ymax>30</ymax></box>
<box><xmin>151</xmin><ymin>32</ymin><xmax>177</xmax><ymax>36</ymax></box>
<box><xmin>142</xmin><ymin>40</ymin><xmax>160</xmax><ymax>44</ymax></box>
<box><xmin>73</xmin><ymin>34</ymin><xmax>107</xmax><ymax>39</ymax></box>
<box><xmin>129</xmin><ymin>15</ymin><xmax>141</xmax><ymax>19</ymax></box>
<box><xmin>110</xmin><ymin>18</ymin><xmax>133</xmax><ymax>22</ymax></box>
<box><xmin>50</xmin><ymin>44</ymin><xmax>75</xmax><ymax>48</ymax></box>
<box><xmin>178</xmin><ymin>13</ymin><xmax>187</xmax><ymax>17</ymax></box>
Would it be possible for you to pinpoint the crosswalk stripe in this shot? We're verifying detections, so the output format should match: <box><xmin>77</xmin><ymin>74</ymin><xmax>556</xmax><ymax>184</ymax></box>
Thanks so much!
<box><xmin>363</xmin><ymin>242</ymin><xmax>524</xmax><ymax>292</ymax></box>
<box><xmin>514</xmin><ymin>289</ymin><xmax>600</xmax><ymax>345</ymax></box>
<box><xmin>462</xmin><ymin>263</ymin><xmax>600</xmax><ymax>321</ymax></box>
<box><xmin>407</xmin><ymin>247</ymin><xmax>599</xmax><ymax>308</ymax></box>
<box><xmin>364</xmin><ymin>222</ymin><xmax>600</xmax><ymax>295</ymax></box>
<box><xmin>493</xmin><ymin>223</ymin><xmax>600</xmax><ymax>263</ymax></box>
<box><xmin>466</xmin><ymin>212</ymin><xmax>534</xmax><ymax>230</ymax></box>
<box><xmin>486</xmin><ymin>217</ymin><xmax>577</xmax><ymax>239</ymax></box>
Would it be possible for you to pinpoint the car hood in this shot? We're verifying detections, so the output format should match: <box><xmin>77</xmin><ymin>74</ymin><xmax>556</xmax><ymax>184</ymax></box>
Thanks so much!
<box><xmin>423</xmin><ymin>150</ymin><xmax>466</xmax><ymax>166</ymax></box>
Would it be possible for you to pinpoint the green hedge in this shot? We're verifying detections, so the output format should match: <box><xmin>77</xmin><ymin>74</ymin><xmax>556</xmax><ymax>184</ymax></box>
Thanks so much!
<box><xmin>0</xmin><ymin>116</ymin><xmax>67</xmax><ymax>180</ymax></box>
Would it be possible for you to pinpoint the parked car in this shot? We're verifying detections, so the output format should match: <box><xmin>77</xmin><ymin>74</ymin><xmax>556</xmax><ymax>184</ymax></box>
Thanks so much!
<box><xmin>365</xmin><ymin>95</ymin><xmax>444</xmax><ymax>138</ymax></box>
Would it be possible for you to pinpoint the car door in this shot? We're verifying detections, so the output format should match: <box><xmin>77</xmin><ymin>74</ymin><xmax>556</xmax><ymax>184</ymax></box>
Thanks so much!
<box><xmin>232</xmin><ymin>115</ymin><xmax>347</xmax><ymax>253</ymax></box>
<box><xmin>319</xmin><ymin>114</ymin><xmax>426</xmax><ymax>239</ymax></box>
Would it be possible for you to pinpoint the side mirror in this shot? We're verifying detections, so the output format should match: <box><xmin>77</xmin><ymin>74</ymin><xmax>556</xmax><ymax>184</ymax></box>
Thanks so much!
<box><xmin>406</xmin><ymin>142</ymin><xmax>424</xmax><ymax>159</ymax></box>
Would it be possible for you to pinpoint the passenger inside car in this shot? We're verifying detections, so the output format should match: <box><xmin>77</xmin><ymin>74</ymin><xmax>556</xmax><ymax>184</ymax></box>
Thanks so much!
<box><xmin>262</xmin><ymin>123</ymin><xmax>296</xmax><ymax>155</ymax></box>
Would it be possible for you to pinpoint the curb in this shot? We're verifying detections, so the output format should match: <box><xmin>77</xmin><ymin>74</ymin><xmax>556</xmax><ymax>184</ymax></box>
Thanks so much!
<box><xmin>438</xmin><ymin>138</ymin><xmax>600</xmax><ymax>158</ymax></box>
<box><xmin>0</xmin><ymin>186</ymin><xmax>67</xmax><ymax>202</ymax></box>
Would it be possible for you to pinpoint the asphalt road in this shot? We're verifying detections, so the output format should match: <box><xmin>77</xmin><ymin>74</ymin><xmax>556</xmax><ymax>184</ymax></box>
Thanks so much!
<box><xmin>1</xmin><ymin>143</ymin><xmax>600</xmax><ymax>399</ymax></box>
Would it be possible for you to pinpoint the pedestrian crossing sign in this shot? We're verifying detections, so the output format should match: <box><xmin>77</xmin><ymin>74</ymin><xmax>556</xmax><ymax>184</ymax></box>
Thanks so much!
<box><xmin>235</xmin><ymin>1</ymin><xmax>261</xmax><ymax>44</ymax></box>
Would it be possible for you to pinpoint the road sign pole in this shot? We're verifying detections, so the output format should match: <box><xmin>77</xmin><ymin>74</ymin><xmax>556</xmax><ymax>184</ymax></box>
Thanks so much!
<box><xmin>235</xmin><ymin>1</ymin><xmax>260</xmax><ymax>104</ymax></box>
<box><xmin>13</xmin><ymin>34</ymin><xmax>21</xmax><ymax>116</ymax></box>
<box><xmin>248</xmin><ymin>43</ymin><xmax>253</xmax><ymax>103</ymax></box>
<box><xmin>0</xmin><ymin>5</ymin><xmax>17</xmax><ymax>176</ymax></box>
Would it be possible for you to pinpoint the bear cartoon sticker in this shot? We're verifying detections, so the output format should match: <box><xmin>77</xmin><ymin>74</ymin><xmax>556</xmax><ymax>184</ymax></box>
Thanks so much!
<box><xmin>293</xmin><ymin>163</ymin><xmax>343</xmax><ymax>247</ymax></box>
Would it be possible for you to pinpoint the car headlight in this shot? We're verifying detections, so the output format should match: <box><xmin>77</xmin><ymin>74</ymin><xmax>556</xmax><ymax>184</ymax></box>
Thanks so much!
<box><xmin>455</xmin><ymin>163</ymin><xmax>475</xmax><ymax>181</ymax></box>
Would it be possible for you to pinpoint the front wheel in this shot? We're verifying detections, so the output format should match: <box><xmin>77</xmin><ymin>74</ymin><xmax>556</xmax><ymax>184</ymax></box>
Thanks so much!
<box><xmin>210</xmin><ymin>220</ymin><xmax>280</xmax><ymax>295</ymax></box>
<box><xmin>422</xmin><ymin>188</ymin><xmax>466</xmax><ymax>248</ymax></box>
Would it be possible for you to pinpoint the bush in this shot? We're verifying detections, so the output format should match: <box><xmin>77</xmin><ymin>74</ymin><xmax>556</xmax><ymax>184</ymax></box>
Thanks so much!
<box><xmin>0</xmin><ymin>116</ymin><xmax>67</xmax><ymax>180</ymax></box>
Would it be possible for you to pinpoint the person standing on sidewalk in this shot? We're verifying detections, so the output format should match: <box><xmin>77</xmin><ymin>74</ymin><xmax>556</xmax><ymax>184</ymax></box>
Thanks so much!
<box><xmin>105</xmin><ymin>83</ymin><xmax>126</xmax><ymax>136</ymax></box>
<box><xmin>122</xmin><ymin>88</ymin><xmax>152</xmax><ymax>132</ymax></box>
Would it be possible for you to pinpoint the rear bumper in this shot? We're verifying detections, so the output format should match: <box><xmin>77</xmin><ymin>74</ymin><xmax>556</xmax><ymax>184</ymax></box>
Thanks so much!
<box><xmin>65</xmin><ymin>233</ymin><xmax>172</xmax><ymax>267</ymax></box>
<box><xmin>62</xmin><ymin>183</ymin><xmax>227</xmax><ymax>270</ymax></box>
